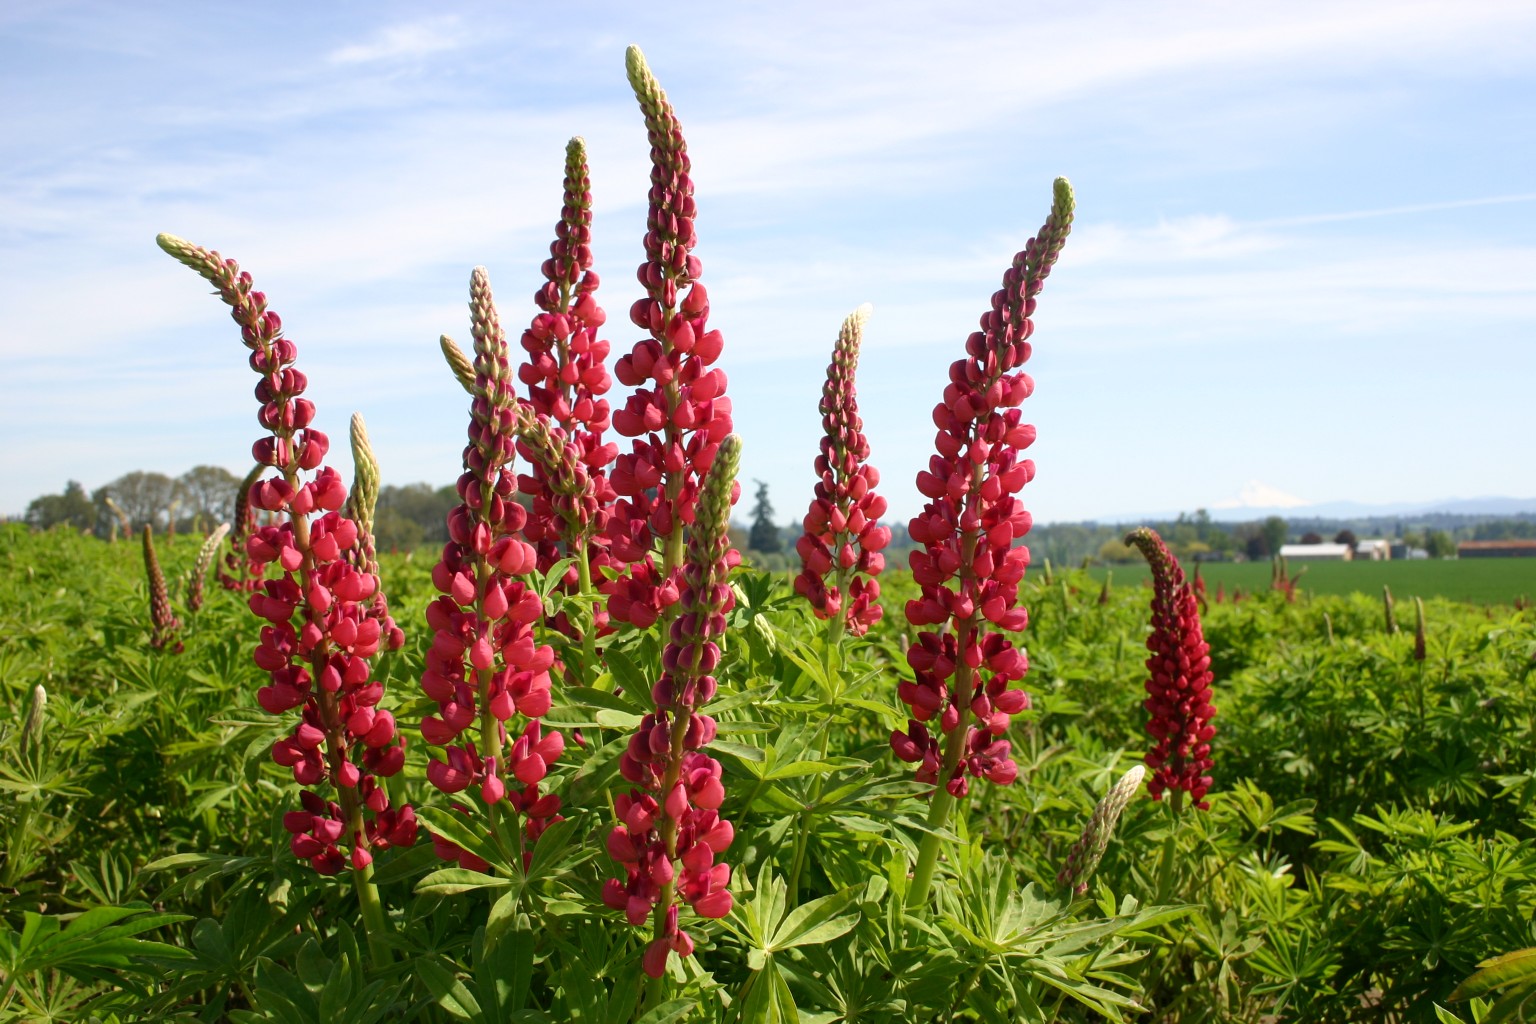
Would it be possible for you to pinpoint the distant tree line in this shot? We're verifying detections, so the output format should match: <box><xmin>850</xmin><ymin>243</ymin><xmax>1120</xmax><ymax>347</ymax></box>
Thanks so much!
<box><xmin>733</xmin><ymin>483</ymin><xmax>1536</xmax><ymax>569</ymax></box>
<box><xmin>21</xmin><ymin>470</ymin><xmax>466</xmax><ymax>550</ymax></box>
<box><xmin>25</xmin><ymin>467</ymin><xmax>245</xmax><ymax>539</ymax></box>
<box><xmin>22</xmin><ymin>473</ymin><xmax>1536</xmax><ymax>565</ymax></box>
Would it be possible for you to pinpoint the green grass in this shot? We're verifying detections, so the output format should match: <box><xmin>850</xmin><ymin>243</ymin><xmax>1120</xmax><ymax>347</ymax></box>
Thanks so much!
<box><xmin>1082</xmin><ymin>556</ymin><xmax>1536</xmax><ymax>605</ymax></box>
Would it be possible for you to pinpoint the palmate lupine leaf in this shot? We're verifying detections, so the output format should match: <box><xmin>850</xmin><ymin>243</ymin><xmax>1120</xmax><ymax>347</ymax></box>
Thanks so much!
<box><xmin>0</xmin><ymin>905</ymin><xmax>191</xmax><ymax>985</ymax></box>
<box><xmin>1449</xmin><ymin>947</ymin><xmax>1536</xmax><ymax>1019</ymax></box>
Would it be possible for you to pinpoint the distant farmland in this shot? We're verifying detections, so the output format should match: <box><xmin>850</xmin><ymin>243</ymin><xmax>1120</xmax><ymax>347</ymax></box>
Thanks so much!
<box><xmin>1083</xmin><ymin>557</ymin><xmax>1536</xmax><ymax>605</ymax></box>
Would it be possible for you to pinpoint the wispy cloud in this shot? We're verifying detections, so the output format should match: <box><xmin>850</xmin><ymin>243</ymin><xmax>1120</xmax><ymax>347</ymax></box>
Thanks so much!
<box><xmin>327</xmin><ymin>17</ymin><xmax>466</xmax><ymax>65</ymax></box>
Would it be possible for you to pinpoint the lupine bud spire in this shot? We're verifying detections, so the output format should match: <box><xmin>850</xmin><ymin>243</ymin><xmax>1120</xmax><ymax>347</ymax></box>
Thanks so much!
<box><xmin>219</xmin><ymin>463</ymin><xmax>266</xmax><ymax>592</ymax></box>
<box><xmin>345</xmin><ymin>413</ymin><xmax>403</xmax><ymax>651</ymax></box>
<box><xmin>187</xmin><ymin>522</ymin><xmax>231</xmax><ymax>612</ymax></box>
<box><xmin>603</xmin><ymin>47</ymin><xmax>738</xmax><ymax>629</ymax></box>
<box><xmin>156</xmin><ymin>234</ymin><xmax>416</xmax><ymax>876</ymax></box>
<box><xmin>604</xmin><ymin>434</ymin><xmax>741</xmax><ymax>978</ymax></box>
<box><xmin>1058</xmin><ymin>764</ymin><xmax>1145</xmax><ymax>895</ymax></box>
<box><xmin>440</xmin><ymin>335</ymin><xmax>478</xmax><ymax>395</ymax></box>
<box><xmin>104</xmin><ymin>496</ymin><xmax>131</xmax><ymax>540</ymax></box>
<box><xmin>1125</xmin><ymin>526</ymin><xmax>1216</xmax><ymax>810</ymax></box>
<box><xmin>421</xmin><ymin>268</ymin><xmax>565</xmax><ymax>869</ymax></box>
<box><xmin>794</xmin><ymin>304</ymin><xmax>891</xmax><ymax>636</ymax></box>
<box><xmin>21</xmin><ymin>684</ymin><xmax>46</xmax><ymax>759</ymax></box>
<box><xmin>1383</xmin><ymin>584</ymin><xmax>1399</xmax><ymax>634</ymax></box>
<box><xmin>1413</xmin><ymin>596</ymin><xmax>1427</xmax><ymax>662</ymax></box>
<box><xmin>142</xmin><ymin>525</ymin><xmax>183</xmax><ymax>653</ymax></box>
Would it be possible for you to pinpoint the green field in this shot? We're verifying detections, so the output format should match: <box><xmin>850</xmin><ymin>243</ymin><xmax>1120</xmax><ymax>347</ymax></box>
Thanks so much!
<box><xmin>1083</xmin><ymin>556</ymin><xmax>1536</xmax><ymax>605</ymax></box>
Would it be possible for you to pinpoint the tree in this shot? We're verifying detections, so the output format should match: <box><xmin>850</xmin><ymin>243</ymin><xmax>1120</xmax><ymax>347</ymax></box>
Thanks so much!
<box><xmin>1334</xmin><ymin>529</ymin><xmax>1359</xmax><ymax>549</ymax></box>
<box><xmin>747</xmin><ymin>480</ymin><xmax>781</xmax><ymax>554</ymax></box>
<box><xmin>1261</xmin><ymin>516</ymin><xmax>1288</xmax><ymax>556</ymax></box>
<box><xmin>95</xmin><ymin>471</ymin><xmax>178</xmax><ymax>531</ymax></box>
<box><xmin>375</xmin><ymin>483</ymin><xmax>459</xmax><ymax>549</ymax></box>
<box><xmin>1426</xmin><ymin>530</ymin><xmax>1457</xmax><ymax>558</ymax></box>
<box><xmin>1301</xmin><ymin>532</ymin><xmax>1324</xmax><ymax>545</ymax></box>
<box><xmin>24</xmin><ymin>481</ymin><xmax>96</xmax><ymax>532</ymax></box>
<box><xmin>178</xmin><ymin>465</ymin><xmax>241</xmax><ymax>527</ymax></box>
<box><xmin>1096</xmin><ymin>538</ymin><xmax>1138</xmax><ymax>564</ymax></box>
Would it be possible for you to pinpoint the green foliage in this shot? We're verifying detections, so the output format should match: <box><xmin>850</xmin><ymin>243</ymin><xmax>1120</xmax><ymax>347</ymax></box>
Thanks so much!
<box><xmin>1</xmin><ymin>522</ymin><xmax>1534</xmax><ymax>1021</ymax></box>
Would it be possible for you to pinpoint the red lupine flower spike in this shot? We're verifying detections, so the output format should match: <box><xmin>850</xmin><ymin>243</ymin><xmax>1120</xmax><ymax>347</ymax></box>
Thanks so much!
<box><xmin>605</xmin><ymin>434</ymin><xmax>741</xmax><ymax>978</ymax></box>
<box><xmin>794</xmin><ymin>304</ymin><xmax>891</xmax><ymax>637</ymax></box>
<box><xmin>1124</xmin><ymin>526</ymin><xmax>1217</xmax><ymax>811</ymax></box>
<box><xmin>142</xmin><ymin>525</ymin><xmax>183</xmax><ymax>653</ymax></box>
<box><xmin>156</xmin><ymin>233</ymin><xmax>416</xmax><ymax>876</ymax></box>
<box><xmin>602</xmin><ymin>46</ymin><xmax>737</xmax><ymax>630</ymax></box>
<box><xmin>421</xmin><ymin>268</ymin><xmax>565</xmax><ymax>868</ymax></box>
<box><xmin>514</xmin><ymin>137</ymin><xmax>619</xmax><ymax>639</ymax></box>
<box><xmin>901</xmin><ymin>180</ymin><xmax>1073</xmax><ymax>907</ymax></box>
<box><xmin>898</xmin><ymin>178</ymin><xmax>1074</xmax><ymax>800</ymax></box>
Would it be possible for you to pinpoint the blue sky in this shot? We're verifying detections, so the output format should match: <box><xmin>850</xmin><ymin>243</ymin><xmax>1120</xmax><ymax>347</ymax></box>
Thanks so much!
<box><xmin>3</xmin><ymin>1</ymin><xmax>1534</xmax><ymax>525</ymax></box>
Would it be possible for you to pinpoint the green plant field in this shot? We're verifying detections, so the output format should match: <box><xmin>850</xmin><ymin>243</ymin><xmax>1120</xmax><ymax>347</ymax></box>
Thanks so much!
<box><xmin>1085</xmin><ymin>556</ymin><xmax>1536</xmax><ymax>605</ymax></box>
<box><xmin>5</xmin><ymin>522</ymin><xmax>1536</xmax><ymax>1021</ymax></box>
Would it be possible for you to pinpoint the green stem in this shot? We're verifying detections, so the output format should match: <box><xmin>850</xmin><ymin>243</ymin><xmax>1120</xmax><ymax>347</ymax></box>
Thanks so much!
<box><xmin>906</xmin><ymin>663</ymin><xmax>976</xmax><ymax>909</ymax></box>
<box><xmin>786</xmin><ymin>727</ymin><xmax>832</xmax><ymax>906</ymax></box>
<box><xmin>576</xmin><ymin>542</ymin><xmax>598</xmax><ymax>670</ymax></box>
<box><xmin>907</xmin><ymin>776</ymin><xmax>959</xmax><ymax>909</ymax></box>
<box><xmin>350</xmin><ymin>860</ymin><xmax>392</xmax><ymax>970</ymax></box>
<box><xmin>1153</xmin><ymin>797</ymin><xmax>1182</xmax><ymax>906</ymax></box>
<box><xmin>947</xmin><ymin>960</ymin><xmax>988</xmax><ymax>1021</ymax></box>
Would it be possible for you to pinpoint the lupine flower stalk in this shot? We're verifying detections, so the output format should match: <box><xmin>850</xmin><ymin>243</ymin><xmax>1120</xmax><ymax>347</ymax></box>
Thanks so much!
<box><xmin>441</xmin><ymin>335</ymin><xmax>478</xmax><ymax>395</ymax></box>
<box><xmin>219</xmin><ymin>464</ymin><xmax>266</xmax><ymax>592</ymax></box>
<box><xmin>516</xmin><ymin>137</ymin><xmax>620</xmax><ymax>650</ymax></box>
<box><xmin>603</xmin><ymin>46</ymin><xmax>737</xmax><ymax>630</ymax></box>
<box><xmin>1383</xmin><ymin>584</ymin><xmax>1399</xmax><ymax>634</ymax></box>
<box><xmin>1125</xmin><ymin>527</ymin><xmax>1216</xmax><ymax>811</ymax></box>
<box><xmin>142</xmin><ymin>526</ymin><xmax>183</xmax><ymax>653</ymax></box>
<box><xmin>898</xmin><ymin>178</ymin><xmax>1074</xmax><ymax>906</ymax></box>
<box><xmin>21</xmin><ymin>684</ymin><xmax>47</xmax><ymax>756</ymax></box>
<box><xmin>794</xmin><ymin>304</ymin><xmax>891</xmax><ymax>639</ymax></box>
<box><xmin>1058</xmin><ymin>764</ymin><xmax>1146</xmax><ymax>895</ymax></box>
<box><xmin>604</xmin><ymin>434</ymin><xmax>741</xmax><ymax>980</ymax></box>
<box><xmin>156</xmin><ymin>234</ymin><xmax>415</xmax><ymax>968</ymax></box>
<box><xmin>345</xmin><ymin>414</ymin><xmax>404</xmax><ymax>651</ymax></box>
<box><xmin>187</xmin><ymin>522</ymin><xmax>231</xmax><ymax>612</ymax></box>
<box><xmin>421</xmin><ymin>268</ymin><xmax>565</xmax><ymax>870</ymax></box>
<box><xmin>104</xmin><ymin>496</ymin><xmax>131</xmax><ymax>543</ymax></box>
<box><xmin>1413</xmin><ymin>596</ymin><xmax>1427</xmax><ymax>662</ymax></box>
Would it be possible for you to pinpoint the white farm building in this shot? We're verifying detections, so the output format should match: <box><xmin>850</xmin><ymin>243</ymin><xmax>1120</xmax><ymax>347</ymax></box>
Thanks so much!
<box><xmin>1279</xmin><ymin>543</ymin><xmax>1352</xmax><ymax>561</ymax></box>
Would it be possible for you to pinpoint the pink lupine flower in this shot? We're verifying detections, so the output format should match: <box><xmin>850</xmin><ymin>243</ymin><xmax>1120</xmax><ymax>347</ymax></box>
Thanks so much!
<box><xmin>1124</xmin><ymin>527</ymin><xmax>1217</xmax><ymax>811</ymax></box>
<box><xmin>794</xmin><ymin>304</ymin><xmax>891</xmax><ymax>637</ymax></box>
<box><xmin>603</xmin><ymin>434</ymin><xmax>741</xmax><ymax>978</ymax></box>
<box><xmin>422</xmin><ymin>268</ymin><xmax>565</xmax><ymax>866</ymax></box>
<box><xmin>142</xmin><ymin>525</ymin><xmax>183</xmax><ymax>654</ymax></box>
<box><xmin>516</xmin><ymin>137</ymin><xmax>621</xmax><ymax>637</ymax></box>
<box><xmin>894</xmin><ymin>179</ymin><xmax>1075</xmax><ymax>800</ymax></box>
<box><xmin>602</xmin><ymin>47</ymin><xmax>737</xmax><ymax>629</ymax></box>
<box><xmin>157</xmin><ymin>234</ymin><xmax>416</xmax><ymax>873</ymax></box>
